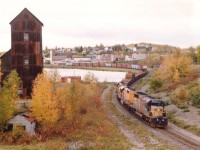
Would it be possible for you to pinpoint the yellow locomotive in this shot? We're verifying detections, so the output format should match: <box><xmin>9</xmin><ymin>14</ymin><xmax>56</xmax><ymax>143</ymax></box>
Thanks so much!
<box><xmin>116</xmin><ymin>83</ymin><xmax>168</xmax><ymax>128</ymax></box>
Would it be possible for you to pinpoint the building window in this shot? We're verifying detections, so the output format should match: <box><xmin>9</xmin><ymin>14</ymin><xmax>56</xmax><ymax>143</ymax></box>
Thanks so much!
<box><xmin>24</xmin><ymin>56</ymin><xmax>29</xmax><ymax>65</ymax></box>
<box><xmin>24</xmin><ymin>33</ymin><xmax>29</xmax><ymax>41</ymax></box>
<box><xmin>24</xmin><ymin>59</ymin><xmax>29</xmax><ymax>65</ymax></box>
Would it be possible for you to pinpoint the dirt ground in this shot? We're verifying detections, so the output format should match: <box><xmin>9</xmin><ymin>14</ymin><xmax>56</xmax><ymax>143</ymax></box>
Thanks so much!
<box><xmin>101</xmin><ymin>85</ymin><xmax>146</xmax><ymax>150</ymax></box>
<box><xmin>166</xmin><ymin>104</ymin><xmax>200</xmax><ymax>128</ymax></box>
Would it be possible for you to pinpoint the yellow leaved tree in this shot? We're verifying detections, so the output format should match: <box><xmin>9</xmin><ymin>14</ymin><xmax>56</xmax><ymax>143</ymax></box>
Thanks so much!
<box><xmin>150</xmin><ymin>49</ymin><xmax>193</xmax><ymax>91</ymax></box>
<box><xmin>32</xmin><ymin>70</ymin><xmax>101</xmax><ymax>125</ymax></box>
<box><xmin>155</xmin><ymin>49</ymin><xmax>192</xmax><ymax>82</ymax></box>
<box><xmin>61</xmin><ymin>81</ymin><xmax>84</xmax><ymax>122</ymax></box>
<box><xmin>31</xmin><ymin>71</ymin><xmax>59</xmax><ymax>125</ymax></box>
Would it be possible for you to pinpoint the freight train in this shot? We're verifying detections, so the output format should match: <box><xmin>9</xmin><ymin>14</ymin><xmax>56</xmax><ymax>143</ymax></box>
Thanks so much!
<box><xmin>116</xmin><ymin>71</ymin><xmax>168</xmax><ymax>128</ymax></box>
<box><xmin>66</xmin><ymin>62</ymin><xmax>147</xmax><ymax>71</ymax></box>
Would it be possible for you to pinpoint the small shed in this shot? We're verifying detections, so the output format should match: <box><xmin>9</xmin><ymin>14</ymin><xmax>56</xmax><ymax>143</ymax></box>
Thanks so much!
<box><xmin>7</xmin><ymin>113</ymin><xmax>36</xmax><ymax>135</ymax></box>
<box><xmin>61</xmin><ymin>76</ymin><xmax>81</xmax><ymax>83</ymax></box>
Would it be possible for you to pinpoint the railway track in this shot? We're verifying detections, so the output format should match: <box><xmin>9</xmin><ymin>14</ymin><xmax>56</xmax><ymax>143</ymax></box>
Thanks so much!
<box><xmin>156</xmin><ymin>128</ymin><xmax>200</xmax><ymax>150</ymax></box>
<box><xmin>116</xmin><ymin>94</ymin><xmax>200</xmax><ymax>149</ymax></box>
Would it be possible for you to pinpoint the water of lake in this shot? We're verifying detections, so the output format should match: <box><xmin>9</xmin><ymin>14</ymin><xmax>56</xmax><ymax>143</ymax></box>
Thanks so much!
<box><xmin>45</xmin><ymin>68</ymin><xmax>126</xmax><ymax>82</ymax></box>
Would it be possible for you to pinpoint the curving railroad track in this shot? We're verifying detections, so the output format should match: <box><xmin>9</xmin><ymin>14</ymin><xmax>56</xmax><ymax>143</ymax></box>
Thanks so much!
<box><xmin>115</xmin><ymin>92</ymin><xmax>200</xmax><ymax>149</ymax></box>
<box><xmin>156</xmin><ymin>128</ymin><xmax>200</xmax><ymax>150</ymax></box>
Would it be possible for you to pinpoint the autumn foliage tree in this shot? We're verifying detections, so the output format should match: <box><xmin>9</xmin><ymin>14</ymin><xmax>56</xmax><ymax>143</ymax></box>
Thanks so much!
<box><xmin>83</xmin><ymin>72</ymin><xmax>98</xmax><ymax>83</ymax></box>
<box><xmin>188</xmin><ymin>47</ymin><xmax>197</xmax><ymax>63</ymax></box>
<box><xmin>31</xmin><ymin>71</ymin><xmax>59</xmax><ymax>125</ymax></box>
<box><xmin>59</xmin><ymin>81</ymin><xmax>84</xmax><ymax>122</ymax></box>
<box><xmin>139</xmin><ymin>54</ymin><xmax>161</xmax><ymax>68</ymax></box>
<box><xmin>150</xmin><ymin>49</ymin><xmax>193</xmax><ymax>91</ymax></box>
<box><xmin>31</xmin><ymin>70</ymin><xmax>102</xmax><ymax>130</ymax></box>
<box><xmin>0</xmin><ymin>70</ymin><xmax>21</xmax><ymax>129</ymax></box>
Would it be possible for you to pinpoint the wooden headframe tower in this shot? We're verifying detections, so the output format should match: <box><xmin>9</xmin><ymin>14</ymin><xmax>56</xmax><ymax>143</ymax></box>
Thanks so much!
<box><xmin>10</xmin><ymin>8</ymin><xmax>43</xmax><ymax>97</ymax></box>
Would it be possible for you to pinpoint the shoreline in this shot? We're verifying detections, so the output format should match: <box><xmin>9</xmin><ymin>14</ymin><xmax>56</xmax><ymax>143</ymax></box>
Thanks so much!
<box><xmin>44</xmin><ymin>65</ymin><xmax>140</xmax><ymax>73</ymax></box>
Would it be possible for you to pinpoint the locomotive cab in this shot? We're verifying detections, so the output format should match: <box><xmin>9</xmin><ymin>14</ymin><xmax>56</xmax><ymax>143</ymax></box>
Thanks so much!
<box><xmin>147</xmin><ymin>99</ymin><xmax>168</xmax><ymax>127</ymax></box>
<box><xmin>151</xmin><ymin>106</ymin><xmax>164</xmax><ymax>117</ymax></box>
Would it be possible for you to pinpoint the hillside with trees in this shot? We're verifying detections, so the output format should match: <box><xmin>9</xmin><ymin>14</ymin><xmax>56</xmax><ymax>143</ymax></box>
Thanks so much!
<box><xmin>149</xmin><ymin>48</ymin><xmax>200</xmax><ymax>106</ymax></box>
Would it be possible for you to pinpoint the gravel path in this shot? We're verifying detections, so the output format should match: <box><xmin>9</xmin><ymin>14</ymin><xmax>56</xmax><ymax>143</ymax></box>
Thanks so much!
<box><xmin>101</xmin><ymin>85</ymin><xmax>146</xmax><ymax>150</ymax></box>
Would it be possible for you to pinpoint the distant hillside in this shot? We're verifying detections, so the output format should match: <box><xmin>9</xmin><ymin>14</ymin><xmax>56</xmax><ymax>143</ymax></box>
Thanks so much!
<box><xmin>126</xmin><ymin>42</ymin><xmax>176</xmax><ymax>53</ymax></box>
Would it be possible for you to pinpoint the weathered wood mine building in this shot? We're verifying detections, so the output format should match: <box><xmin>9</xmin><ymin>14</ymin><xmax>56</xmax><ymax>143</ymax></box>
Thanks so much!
<box><xmin>0</xmin><ymin>8</ymin><xmax>43</xmax><ymax>97</ymax></box>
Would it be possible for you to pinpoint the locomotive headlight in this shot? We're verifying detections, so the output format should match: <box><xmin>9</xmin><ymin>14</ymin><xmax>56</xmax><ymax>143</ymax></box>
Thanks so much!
<box><xmin>162</xmin><ymin>119</ymin><xmax>164</xmax><ymax>121</ymax></box>
<box><xmin>157</xmin><ymin>119</ymin><xmax>159</xmax><ymax>121</ymax></box>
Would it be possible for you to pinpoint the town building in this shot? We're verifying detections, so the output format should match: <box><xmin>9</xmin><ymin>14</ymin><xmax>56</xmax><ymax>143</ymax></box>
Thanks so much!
<box><xmin>132</xmin><ymin>53</ymin><xmax>149</xmax><ymax>60</ymax></box>
<box><xmin>73</xmin><ymin>56</ymin><xmax>91</xmax><ymax>62</ymax></box>
<box><xmin>101</xmin><ymin>54</ymin><xmax>111</xmax><ymax>62</ymax></box>
<box><xmin>125</xmin><ymin>55</ymin><xmax>133</xmax><ymax>61</ymax></box>
<box><xmin>111</xmin><ymin>54</ymin><xmax>125</xmax><ymax>62</ymax></box>
<box><xmin>61</xmin><ymin>76</ymin><xmax>81</xmax><ymax>83</ymax></box>
<box><xmin>50</xmin><ymin>50</ymin><xmax>72</xmax><ymax>65</ymax></box>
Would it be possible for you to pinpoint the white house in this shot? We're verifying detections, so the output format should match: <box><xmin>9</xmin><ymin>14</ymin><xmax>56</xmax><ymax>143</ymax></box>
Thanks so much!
<box><xmin>73</xmin><ymin>57</ymin><xmax>91</xmax><ymax>62</ymax></box>
<box><xmin>125</xmin><ymin>55</ymin><xmax>133</xmax><ymax>61</ymax></box>
<box><xmin>132</xmin><ymin>53</ymin><xmax>149</xmax><ymax>60</ymax></box>
<box><xmin>111</xmin><ymin>54</ymin><xmax>125</xmax><ymax>62</ymax></box>
<box><xmin>7</xmin><ymin>113</ymin><xmax>36</xmax><ymax>135</ymax></box>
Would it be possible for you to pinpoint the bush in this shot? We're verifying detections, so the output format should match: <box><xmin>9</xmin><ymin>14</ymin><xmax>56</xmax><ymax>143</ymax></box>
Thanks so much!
<box><xmin>198</xmin><ymin>110</ymin><xmax>200</xmax><ymax>116</ymax></box>
<box><xmin>163</xmin><ymin>100</ymin><xmax>170</xmax><ymax>106</ymax></box>
<box><xmin>185</xmin><ymin>81</ymin><xmax>198</xmax><ymax>89</ymax></box>
<box><xmin>190</xmin><ymin>89</ymin><xmax>200</xmax><ymax>108</ymax></box>
<box><xmin>170</xmin><ymin>79</ymin><xmax>200</xmax><ymax>109</ymax></box>
<box><xmin>183</xmin><ymin>108</ymin><xmax>190</xmax><ymax>112</ymax></box>
<box><xmin>0</xmin><ymin>130</ymin><xmax>32</xmax><ymax>144</ymax></box>
<box><xmin>150</xmin><ymin>78</ymin><xmax>162</xmax><ymax>92</ymax></box>
<box><xmin>170</xmin><ymin>87</ymin><xmax>190</xmax><ymax>109</ymax></box>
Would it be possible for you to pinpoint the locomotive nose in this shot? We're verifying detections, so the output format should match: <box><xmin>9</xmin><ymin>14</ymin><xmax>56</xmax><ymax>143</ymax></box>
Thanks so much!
<box><xmin>153</xmin><ymin>116</ymin><xmax>168</xmax><ymax>126</ymax></box>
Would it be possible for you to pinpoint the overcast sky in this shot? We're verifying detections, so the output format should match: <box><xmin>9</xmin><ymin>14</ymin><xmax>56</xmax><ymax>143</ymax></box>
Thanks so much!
<box><xmin>0</xmin><ymin>0</ymin><xmax>200</xmax><ymax>51</ymax></box>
